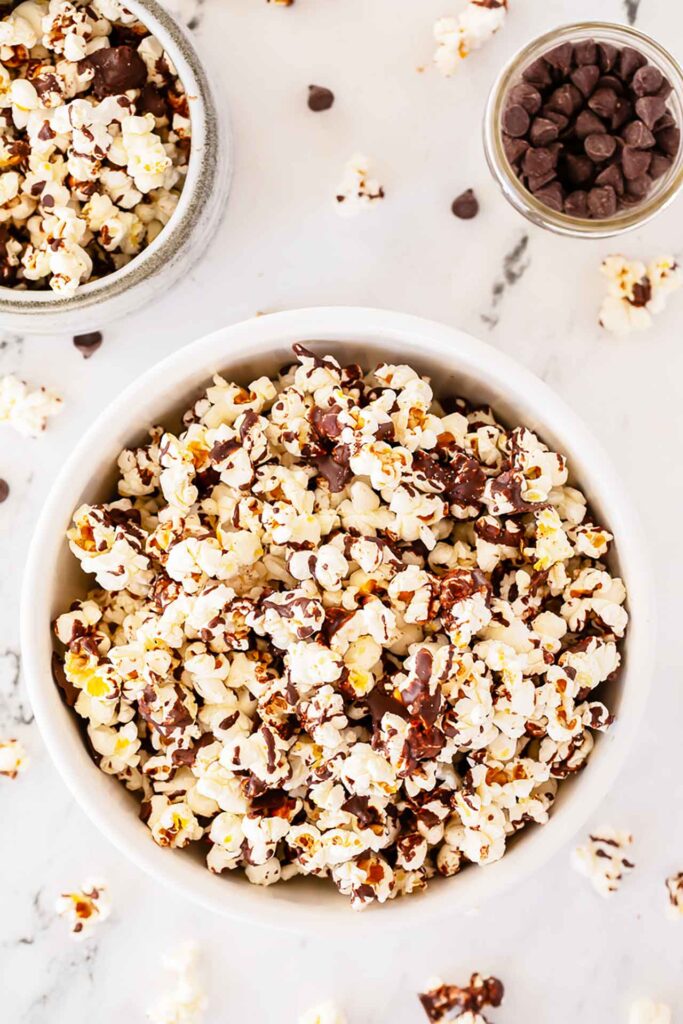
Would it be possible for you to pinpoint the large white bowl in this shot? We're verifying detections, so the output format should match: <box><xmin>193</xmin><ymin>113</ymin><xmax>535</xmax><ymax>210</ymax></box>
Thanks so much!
<box><xmin>21</xmin><ymin>307</ymin><xmax>654</xmax><ymax>932</ymax></box>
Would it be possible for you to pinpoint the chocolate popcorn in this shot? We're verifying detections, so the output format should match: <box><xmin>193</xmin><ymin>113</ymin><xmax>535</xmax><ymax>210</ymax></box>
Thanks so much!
<box><xmin>572</xmin><ymin>827</ymin><xmax>635</xmax><ymax>896</ymax></box>
<box><xmin>54</xmin><ymin>348</ymin><xmax>628</xmax><ymax>909</ymax></box>
<box><xmin>335</xmin><ymin>154</ymin><xmax>384</xmax><ymax>215</ymax></box>
<box><xmin>599</xmin><ymin>255</ymin><xmax>681</xmax><ymax>335</ymax></box>
<box><xmin>55</xmin><ymin>879</ymin><xmax>110</xmax><ymax>939</ymax></box>
<box><xmin>434</xmin><ymin>2</ymin><xmax>508</xmax><ymax>77</ymax></box>
<box><xmin>664</xmin><ymin>871</ymin><xmax>683</xmax><ymax>919</ymax></box>
<box><xmin>0</xmin><ymin>0</ymin><xmax>191</xmax><ymax>295</ymax></box>
<box><xmin>419</xmin><ymin>973</ymin><xmax>504</xmax><ymax>1023</ymax></box>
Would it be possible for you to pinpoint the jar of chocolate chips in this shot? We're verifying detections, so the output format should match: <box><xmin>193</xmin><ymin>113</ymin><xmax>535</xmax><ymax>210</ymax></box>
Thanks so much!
<box><xmin>484</xmin><ymin>23</ymin><xmax>683</xmax><ymax>236</ymax></box>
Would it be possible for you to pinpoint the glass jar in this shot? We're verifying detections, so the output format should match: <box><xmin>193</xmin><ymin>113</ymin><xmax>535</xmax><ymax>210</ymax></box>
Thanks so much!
<box><xmin>0</xmin><ymin>0</ymin><xmax>231</xmax><ymax>334</ymax></box>
<box><xmin>483</xmin><ymin>22</ymin><xmax>683</xmax><ymax>238</ymax></box>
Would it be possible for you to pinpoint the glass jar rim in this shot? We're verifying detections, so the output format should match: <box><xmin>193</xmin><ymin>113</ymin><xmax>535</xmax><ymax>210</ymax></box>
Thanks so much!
<box><xmin>483</xmin><ymin>20</ymin><xmax>683</xmax><ymax>238</ymax></box>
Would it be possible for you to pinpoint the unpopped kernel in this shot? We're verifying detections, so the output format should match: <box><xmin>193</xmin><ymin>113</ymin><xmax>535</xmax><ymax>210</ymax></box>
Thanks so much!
<box><xmin>433</xmin><ymin>1</ymin><xmax>508</xmax><ymax>77</ymax></box>
<box><xmin>55</xmin><ymin>879</ymin><xmax>110</xmax><ymax>939</ymax></box>
<box><xmin>0</xmin><ymin>0</ymin><xmax>190</xmax><ymax>295</ymax></box>
<box><xmin>599</xmin><ymin>255</ymin><xmax>682</xmax><ymax>335</ymax></box>
<box><xmin>53</xmin><ymin>347</ymin><xmax>628</xmax><ymax>910</ymax></box>
<box><xmin>572</xmin><ymin>827</ymin><xmax>635</xmax><ymax>896</ymax></box>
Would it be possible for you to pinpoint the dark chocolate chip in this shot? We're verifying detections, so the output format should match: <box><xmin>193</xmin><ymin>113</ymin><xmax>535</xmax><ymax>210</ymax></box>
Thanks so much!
<box><xmin>597</xmin><ymin>42</ymin><xmax>618</xmax><ymax>72</ymax></box>
<box><xmin>508</xmin><ymin>82</ymin><xmax>543</xmax><ymax>114</ymax></box>
<box><xmin>625</xmin><ymin>172</ymin><xmax>652</xmax><ymax>198</ymax></box>
<box><xmin>632</xmin><ymin>64</ymin><xmax>664</xmax><ymax>96</ymax></box>
<box><xmin>564</xmin><ymin>189</ymin><xmax>589</xmax><ymax>216</ymax></box>
<box><xmin>619</xmin><ymin>46</ymin><xmax>647</xmax><ymax>80</ymax></box>
<box><xmin>308</xmin><ymin>84</ymin><xmax>334</xmax><ymax>112</ymax></box>
<box><xmin>649</xmin><ymin>151</ymin><xmax>672</xmax><ymax>178</ymax></box>
<box><xmin>526</xmin><ymin>168</ymin><xmax>557</xmax><ymax>191</ymax></box>
<box><xmin>522</xmin><ymin>145</ymin><xmax>557</xmax><ymax>177</ymax></box>
<box><xmin>621</xmin><ymin>145</ymin><xmax>652</xmax><ymax>179</ymax></box>
<box><xmin>82</xmin><ymin>45</ymin><xmax>147</xmax><ymax>99</ymax></box>
<box><xmin>529</xmin><ymin>116</ymin><xmax>559</xmax><ymax>146</ymax></box>
<box><xmin>534</xmin><ymin>181</ymin><xmax>564</xmax><ymax>211</ymax></box>
<box><xmin>656</xmin><ymin>125</ymin><xmax>680</xmax><ymax>155</ymax></box>
<box><xmin>545</xmin><ymin>83</ymin><xmax>583</xmax><ymax>116</ymax></box>
<box><xmin>622</xmin><ymin>119</ymin><xmax>655</xmax><ymax>148</ymax></box>
<box><xmin>544</xmin><ymin>42</ymin><xmax>574</xmax><ymax>76</ymax></box>
<box><xmin>502</xmin><ymin>104</ymin><xmax>530</xmax><ymax>137</ymax></box>
<box><xmin>595</xmin><ymin>162</ymin><xmax>625</xmax><ymax>195</ymax></box>
<box><xmin>585</xmin><ymin>133</ymin><xmax>616</xmax><ymax>162</ymax></box>
<box><xmin>543</xmin><ymin>109</ymin><xmax>570</xmax><ymax>131</ymax></box>
<box><xmin>522</xmin><ymin>57</ymin><xmax>552</xmax><ymax>88</ymax></box>
<box><xmin>451</xmin><ymin>188</ymin><xmax>479</xmax><ymax>219</ymax></box>
<box><xmin>656</xmin><ymin>77</ymin><xmax>673</xmax><ymax>99</ymax></box>
<box><xmin>502</xmin><ymin>135</ymin><xmax>529</xmax><ymax>166</ymax></box>
<box><xmin>610</xmin><ymin>97</ymin><xmax>633</xmax><ymax>131</ymax></box>
<box><xmin>575</xmin><ymin>109</ymin><xmax>607</xmax><ymax>140</ymax></box>
<box><xmin>570</xmin><ymin>63</ymin><xmax>600</xmax><ymax>98</ymax></box>
<box><xmin>596</xmin><ymin>74</ymin><xmax>625</xmax><ymax>96</ymax></box>
<box><xmin>0</xmin><ymin>479</ymin><xmax>8</xmax><ymax>503</ymax></box>
<box><xmin>137</xmin><ymin>84</ymin><xmax>169</xmax><ymax>119</ymax></box>
<box><xmin>635</xmin><ymin>94</ymin><xmax>667</xmax><ymax>129</ymax></box>
<box><xmin>573</xmin><ymin>39</ymin><xmax>597</xmax><ymax>66</ymax></box>
<box><xmin>73</xmin><ymin>331</ymin><xmax>103</xmax><ymax>358</ymax></box>
<box><xmin>564</xmin><ymin>152</ymin><xmax>594</xmax><ymax>185</ymax></box>
<box><xmin>587</xmin><ymin>184</ymin><xmax>617</xmax><ymax>217</ymax></box>
<box><xmin>588</xmin><ymin>87</ymin><xmax>618</xmax><ymax>119</ymax></box>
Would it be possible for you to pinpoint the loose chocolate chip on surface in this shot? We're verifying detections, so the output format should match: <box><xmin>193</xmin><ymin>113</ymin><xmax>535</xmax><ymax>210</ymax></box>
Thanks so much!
<box><xmin>73</xmin><ymin>331</ymin><xmax>103</xmax><ymax>358</ymax></box>
<box><xmin>0</xmin><ymin>479</ymin><xmax>9</xmax><ymax>503</ymax></box>
<box><xmin>308</xmin><ymin>84</ymin><xmax>334</xmax><ymax>111</ymax></box>
<box><xmin>632</xmin><ymin>64</ymin><xmax>664</xmax><ymax>96</ymax></box>
<box><xmin>622</xmin><ymin>145</ymin><xmax>652</xmax><ymax>179</ymax></box>
<box><xmin>502</xmin><ymin>103</ymin><xmax>530</xmax><ymax>137</ymax></box>
<box><xmin>451</xmin><ymin>188</ymin><xmax>479</xmax><ymax>219</ymax></box>
<box><xmin>622</xmin><ymin>119</ymin><xmax>655</xmax><ymax>148</ymax></box>
<box><xmin>585</xmin><ymin>132</ymin><xmax>617</xmax><ymax>162</ymax></box>
<box><xmin>587</xmin><ymin>184</ymin><xmax>617</xmax><ymax>217</ymax></box>
<box><xmin>508</xmin><ymin>81</ymin><xmax>543</xmax><ymax>114</ymax></box>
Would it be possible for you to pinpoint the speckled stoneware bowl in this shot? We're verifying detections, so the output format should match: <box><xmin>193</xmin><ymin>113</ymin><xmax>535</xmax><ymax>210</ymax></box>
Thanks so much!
<box><xmin>0</xmin><ymin>0</ymin><xmax>231</xmax><ymax>334</ymax></box>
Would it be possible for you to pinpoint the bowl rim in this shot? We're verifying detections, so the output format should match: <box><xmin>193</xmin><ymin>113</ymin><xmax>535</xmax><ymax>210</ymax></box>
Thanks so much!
<box><xmin>20</xmin><ymin>306</ymin><xmax>656</xmax><ymax>932</ymax></box>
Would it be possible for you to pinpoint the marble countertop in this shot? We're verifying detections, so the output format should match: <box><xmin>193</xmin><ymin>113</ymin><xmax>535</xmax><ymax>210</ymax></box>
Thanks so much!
<box><xmin>2</xmin><ymin>0</ymin><xmax>682</xmax><ymax>1020</ymax></box>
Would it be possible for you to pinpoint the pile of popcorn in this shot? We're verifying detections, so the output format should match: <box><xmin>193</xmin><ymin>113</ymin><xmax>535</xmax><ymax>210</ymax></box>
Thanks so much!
<box><xmin>0</xmin><ymin>0</ymin><xmax>191</xmax><ymax>295</ymax></box>
<box><xmin>53</xmin><ymin>347</ymin><xmax>628</xmax><ymax>909</ymax></box>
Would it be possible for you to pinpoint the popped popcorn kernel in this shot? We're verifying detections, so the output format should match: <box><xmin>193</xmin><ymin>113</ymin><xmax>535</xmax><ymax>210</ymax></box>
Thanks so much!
<box><xmin>0</xmin><ymin>373</ymin><xmax>62</xmax><ymax>437</ymax></box>
<box><xmin>572</xmin><ymin>827</ymin><xmax>635</xmax><ymax>896</ymax></box>
<box><xmin>0</xmin><ymin>737</ymin><xmax>29</xmax><ymax>778</ymax></box>
<box><xmin>599</xmin><ymin>255</ymin><xmax>682</xmax><ymax>335</ymax></box>
<box><xmin>434</xmin><ymin>1</ymin><xmax>508</xmax><ymax>77</ymax></box>
<box><xmin>55</xmin><ymin>879</ymin><xmax>110</xmax><ymax>939</ymax></box>
<box><xmin>335</xmin><ymin>154</ymin><xmax>384</xmax><ymax>216</ymax></box>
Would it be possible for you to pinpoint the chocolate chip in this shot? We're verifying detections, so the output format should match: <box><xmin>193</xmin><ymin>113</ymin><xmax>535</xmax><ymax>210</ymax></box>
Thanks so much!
<box><xmin>308</xmin><ymin>84</ymin><xmax>334</xmax><ymax>112</ymax></box>
<box><xmin>656</xmin><ymin>77</ymin><xmax>673</xmax><ymax>100</ymax></box>
<box><xmin>626</xmin><ymin>172</ymin><xmax>652</xmax><ymax>198</ymax></box>
<box><xmin>622</xmin><ymin>145</ymin><xmax>652</xmax><ymax>179</ymax></box>
<box><xmin>597</xmin><ymin>74</ymin><xmax>625</xmax><ymax>96</ymax></box>
<box><xmin>619</xmin><ymin>46</ymin><xmax>647</xmax><ymax>80</ymax></box>
<box><xmin>656</xmin><ymin>125</ymin><xmax>680</xmax><ymax>156</ymax></box>
<box><xmin>546</xmin><ymin>83</ymin><xmax>582</xmax><ymax>116</ymax></box>
<box><xmin>138</xmin><ymin>83</ymin><xmax>168</xmax><ymax>119</ymax></box>
<box><xmin>610</xmin><ymin>97</ymin><xmax>633</xmax><ymax>131</ymax></box>
<box><xmin>571</xmin><ymin>64</ymin><xmax>600</xmax><ymax>98</ymax></box>
<box><xmin>563</xmin><ymin>152</ymin><xmax>594</xmax><ymax>185</ymax></box>
<box><xmin>544</xmin><ymin>42</ymin><xmax>574</xmax><ymax>76</ymax></box>
<box><xmin>649</xmin><ymin>152</ymin><xmax>672</xmax><ymax>178</ymax></box>
<box><xmin>585</xmin><ymin>133</ymin><xmax>616</xmax><ymax>162</ymax></box>
<box><xmin>635</xmin><ymin>94</ymin><xmax>667</xmax><ymax>129</ymax></box>
<box><xmin>543</xmin><ymin>110</ymin><xmax>569</xmax><ymax>132</ymax></box>
<box><xmin>595</xmin><ymin>162</ymin><xmax>625</xmax><ymax>195</ymax></box>
<box><xmin>597</xmin><ymin>42</ymin><xmax>618</xmax><ymax>72</ymax></box>
<box><xmin>534</xmin><ymin>182</ymin><xmax>564</xmax><ymax>211</ymax></box>
<box><xmin>451</xmin><ymin>188</ymin><xmax>479</xmax><ymax>219</ymax></box>
<box><xmin>573</xmin><ymin>39</ymin><xmax>597</xmax><ymax>66</ymax></box>
<box><xmin>575</xmin><ymin>109</ymin><xmax>607</xmax><ymax>140</ymax></box>
<box><xmin>83</xmin><ymin>45</ymin><xmax>147</xmax><ymax>99</ymax></box>
<box><xmin>502</xmin><ymin>135</ymin><xmax>529</xmax><ymax>166</ymax></box>
<box><xmin>529</xmin><ymin>116</ymin><xmax>559</xmax><ymax>146</ymax></box>
<box><xmin>522</xmin><ymin>145</ymin><xmax>557</xmax><ymax>177</ymax></box>
<box><xmin>587</xmin><ymin>184</ymin><xmax>617</xmax><ymax>217</ymax></box>
<box><xmin>522</xmin><ymin>57</ymin><xmax>552</xmax><ymax>88</ymax></box>
<box><xmin>0</xmin><ymin>479</ymin><xmax>8</xmax><ymax>503</ymax></box>
<box><xmin>502</xmin><ymin>104</ymin><xmax>530</xmax><ymax>137</ymax></box>
<box><xmin>632</xmin><ymin>64</ymin><xmax>664</xmax><ymax>96</ymax></box>
<box><xmin>622</xmin><ymin>119</ymin><xmax>655</xmax><ymax>148</ymax></box>
<box><xmin>588</xmin><ymin>87</ymin><xmax>618</xmax><ymax>119</ymax></box>
<box><xmin>564</xmin><ymin>190</ymin><xmax>589</xmax><ymax>216</ymax></box>
<box><xmin>508</xmin><ymin>82</ymin><xmax>543</xmax><ymax>114</ymax></box>
<box><xmin>73</xmin><ymin>331</ymin><xmax>103</xmax><ymax>358</ymax></box>
<box><xmin>654</xmin><ymin>111</ymin><xmax>676</xmax><ymax>132</ymax></box>
<box><xmin>527</xmin><ymin>168</ymin><xmax>557</xmax><ymax>191</ymax></box>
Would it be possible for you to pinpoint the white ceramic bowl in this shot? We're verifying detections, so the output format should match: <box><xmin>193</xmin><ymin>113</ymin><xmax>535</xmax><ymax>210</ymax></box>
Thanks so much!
<box><xmin>21</xmin><ymin>307</ymin><xmax>654</xmax><ymax>932</ymax></box>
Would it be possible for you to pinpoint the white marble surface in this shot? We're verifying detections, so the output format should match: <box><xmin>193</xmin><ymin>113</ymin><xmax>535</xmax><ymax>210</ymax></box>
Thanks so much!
<box><xmin>2</xmin><ymin>0</ymin><xmax>683</xmax><ymax>1020</ymax></box>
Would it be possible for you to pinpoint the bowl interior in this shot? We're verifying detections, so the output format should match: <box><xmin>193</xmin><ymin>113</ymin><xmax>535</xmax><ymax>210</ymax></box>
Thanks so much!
<box><xmin>24</xmin><ymin>308</ymin><xmax>652</xmax><ymax>931</ymax></box>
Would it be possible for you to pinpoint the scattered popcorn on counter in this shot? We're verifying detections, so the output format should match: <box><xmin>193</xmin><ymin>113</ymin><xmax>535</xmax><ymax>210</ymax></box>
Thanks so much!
<box><xmin>664</xmin><ymin>872</ymin><xmax>683</xmax><ymax>919</ymax></box>
<box><xmin>419</xmin><ymin>973</ymin><xmax>504</xmax><ymax>1022</ymax></box>
<box><xmin>0</xmin><ymin>737</ymin><xmax>29</xmax><ymax>778</ymax></box>
<box><xmin>572</xmin><ymin>828</ymin><xmax>635</xmax><ymax>896</ymax></box>
<box><xmin>335</xmin><ymin>154</ymin><xmax>384</xmax><ymax>215</ymax></box>
<box><xmin>298</xmin><ymin>1001</ymin><xmax>348</xmax><ymax>1024</ymax></box>
<box><xmin>599</xmin><ymin>256</ymin><xmax>682</xmax><ymax>335</ymax></box>
<box><xmin>434</xmin><ymin>1</ymin><xmax>508</xmax><ymax>77</ymax></box>
<box><xmin>147</xmin><ymin>944</ymin><xmax>207</xmax><ymax>1024</ymax></box>
<box><xmin>629</xmin><ymin>1000</ymin><xmax>672</xmax><ymax>1024</ymax></box>
<box><xmin>0</xmin><ymin>374</ymin><xmax>62</xmax><ymax>437</ymax></box>
<box><xmin>0</xmin><ymin>0</ymin><xmax>191</xmax><ymax>295</ymax></box>
<box><xmin>55</xmin><ymin>879</ymin><xmax>110</xmax><ymax>939</ymax></box>
<box><xmin>53</xmin><ymin>347</ymin><xmax>628</xmax><ymax>909</ymax></box>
